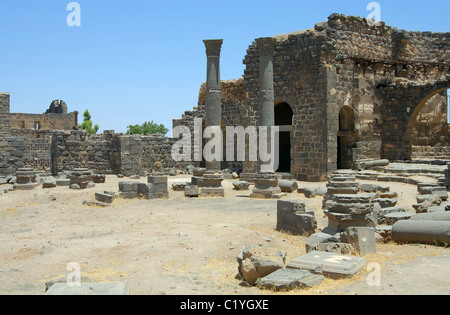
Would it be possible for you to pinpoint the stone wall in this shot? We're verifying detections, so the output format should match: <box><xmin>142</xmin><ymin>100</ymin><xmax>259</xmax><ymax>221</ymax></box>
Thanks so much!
<box><xmin>0</xmin><ymin>128</ymin><xmax>54</xmax><ymax>175</ymax></box>
<box><xmin>10</xmin><ymin>129</ymin><xmax>53</xmax><ymax>171</ymax></box>
<box><xmin>0</xmin><ymin>136</ymin><xmax>25</xmax><ymax>175</ymax></box>
<box><xmin>10</xmin><ymin>112</ymin><xmax>78</xmax><ymax>130</ymax></box>
<box><xmin>243</xmin><ymin>31</ymin><xmax>330</xmax><ymax>181</ymax></box>
<box><xmin>172</xmin><ymin>15</ymin><xmax>449</xmax><ymax>181</ymax></box>
<box><xmin>50</xmin><ymin>130</ymin><xmax>190</xmax><ymax>177</ymax></box>
<box><xmin>320</xmin><ymin>14</ymin><xmax>450</xmax><ymax>164</ymax></box>
<box><xmin>51</xmin><ymin>130</ymin><xmax>121</xmax><ymax>175</ymax></box>
<box><xmin>0</xmin><ymin>93</ymin><xmax>11</xmax><ymax>136</ymax></box>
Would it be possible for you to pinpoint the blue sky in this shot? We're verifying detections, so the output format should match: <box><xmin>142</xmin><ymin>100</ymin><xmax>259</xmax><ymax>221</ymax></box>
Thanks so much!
<box><xmin>0</xmin><ymin>0</ymin><xmax>448</xmax><ymax>134</ymax></box>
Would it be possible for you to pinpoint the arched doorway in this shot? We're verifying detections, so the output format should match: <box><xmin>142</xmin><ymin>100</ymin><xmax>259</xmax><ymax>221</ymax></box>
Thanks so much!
<box><xmin>337</xmin><ymin>106</ymin><xmax>356</xmax><ymax>169</ymax></box>
<box><xmin>275</xmin><ymin>102</ymin><xmax>293</xmax><ymax>173</ymax></box>
<box><xmin>406</xmin><ymin>87</ymin><xmax>450</xmax><ymax>160</ymax></box>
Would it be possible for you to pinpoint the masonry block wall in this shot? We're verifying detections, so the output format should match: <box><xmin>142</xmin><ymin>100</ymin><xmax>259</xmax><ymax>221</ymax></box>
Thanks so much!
<box><xmin>50</xmin><ymin>130</ymin><xmax>191</xmax><ymax>177</ymax></box>
<box><xmin>0</xmin><ymin>93</ymin><xmax>11</xmax><ymax>136</ymax></box>
<box><xmin>9</xmin><ymin>112</ymin><xmax>78</xmax><ymax>130</ymax></box>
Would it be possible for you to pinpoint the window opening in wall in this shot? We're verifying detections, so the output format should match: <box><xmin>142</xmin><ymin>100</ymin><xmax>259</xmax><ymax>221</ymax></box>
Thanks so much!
<box><xmin>34</xmin><ymin>121</ymin><xmax>41</xmax><ymax>130</ymax></box>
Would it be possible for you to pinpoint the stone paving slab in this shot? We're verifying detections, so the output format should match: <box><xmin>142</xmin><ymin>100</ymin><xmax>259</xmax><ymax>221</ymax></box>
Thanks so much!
<box><xmin>286</xmin><ymin>251</ymin><xmax>367</xmax><ymax>279</ymax></box>
<box><xmin>259</xmin><ymin>268</ymin><xmax>324</xmax><ymax>291</ymax></box>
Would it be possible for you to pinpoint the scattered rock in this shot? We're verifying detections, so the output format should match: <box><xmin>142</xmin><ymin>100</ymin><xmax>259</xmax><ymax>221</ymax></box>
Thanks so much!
<box><xmin>237</xmin><ymin>245</ymin><xmax>287</xmax><ymax>286</ymax></box>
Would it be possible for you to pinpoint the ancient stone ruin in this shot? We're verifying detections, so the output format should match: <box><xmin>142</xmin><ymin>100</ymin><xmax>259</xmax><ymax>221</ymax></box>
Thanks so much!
<box><xmin>0</xmin><ymin>13</ymin><xmax>449</xmax><ymax>295</ymax></box>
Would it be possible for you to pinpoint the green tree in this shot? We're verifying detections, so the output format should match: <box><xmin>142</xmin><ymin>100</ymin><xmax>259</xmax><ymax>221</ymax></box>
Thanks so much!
<box><xmin>126</xmin><ymin>121</ymin><xmax>169</xmax><ymax>135</ymax></box>
<box><xmin>80</xmin><ymin>109</ymin><xmax>99</xmax><ymax>134</ymax></box>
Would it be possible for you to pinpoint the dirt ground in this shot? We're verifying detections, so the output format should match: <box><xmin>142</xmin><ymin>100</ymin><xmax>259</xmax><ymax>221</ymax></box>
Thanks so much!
<box><xmin>0</xmin><ymin>175</ymin><xmax>449</xmax><ymax>295</ymax></box>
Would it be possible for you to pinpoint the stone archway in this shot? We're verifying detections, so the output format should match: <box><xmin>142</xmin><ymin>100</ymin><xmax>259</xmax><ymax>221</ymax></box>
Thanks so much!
<box><xmin>406</xmin><ymin>87</ymin><xmax>450</xmax><ymax>159</ymax></box>
<box><xmin>275</xmin><ymin>102</ymin><xmax>293</xmax><ymax>173</ymax></box>
<box><xmin>382</xmin><ymin>82</ymin><xmax>450</xmax><ymax>161</ymax></box>
<box><xmin>337</xmin><ymin>106</ymin><xmax>356</xmax><ymax>169</ymax></box>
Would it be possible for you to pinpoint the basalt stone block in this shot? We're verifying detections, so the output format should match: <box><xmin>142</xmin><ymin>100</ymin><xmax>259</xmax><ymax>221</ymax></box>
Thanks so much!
<box><xmin>185</xmin><ymin>185</ymin><xmax>199</xmax><ymax>197</ymax></box>
<box><xmin>95</xmin><ymin>192</ymin><xmax>114</xmax><ymax>204</ymax></box>
<box><xmin>277</xmin><ymin>200</ymin><xmax>306</xmax><ymax>212</ymax></box>
<box><xmin>250</xmin><ymin>173</ymin><xmax>281</xmax><ymax>199</ymax></box>
<box><xmin>232</xmin><ymin>181</ymin><xmax>250</xmax><ymax>191</ymax></box>
<box><xmin>325</xmin><ymin>201</ymin><xmax>373</xmax><ymax>216</ymax></box>
<box><xmin>330</xmin><ymin>174</ymin><xmax>356</xmax><ymax>182</ymax></box>
<box><xmin>148</xmin><ymin>176</ymin><xmax>167</xmax><ymax>185</ymax></box>
<box><xmin>301</xmin><ymin>186</ymin><xmax>327</xmax><ymax>198</ymax></box>
<box><xmin>332</xmin><ymin>193</ymin><xmax>378</xmax><ymax>204</ymax></box>
<box><xmin>372</xmin><ymin>198</ymin><xmax>398</xmax><ymax>208</ymax></box>
<box><xmin>376</xmin><ymin>226</ymin><xmax>393</xmax><ymax>243</ymax></box>
<box><xmin>258</xmin><ymin>268</ymin><xmax>324</xmax><ymax>291</ymax></box>
<box><xmin>372</xmin><ymin>206</ymin><xmax>405</xmax><ymax>224</ymax></box>
<box><xmin>324</xmin><ymin>211</ymin><xmax>376</xmax><ymax>233</ymax></box>
<box><xmin>326</xmin><ymin>187</ymin><xmax>359</xmax><ymax>195</ymax></box>
<box><xmin>80</xmin><ymin>181</ymin><xmax>95</xmax><ymax>189</ymax></box>
<box><xmin>237</xmin><ymin>245</ymin><xmax>287</xmax><ymax>286</ymax></box>
<box><xmin>172</xmin><ymin>182</ymin><xmax>189</xmax><ymax>191</ymax></box>
<box><xmin>193</xmin><ymin>167</ymin><xmax>207</xmax><ymax>177</ymax></box>
<box><xmin>308</xmin><ymin>243</ymin><xmax>356</xmax><ymax>255</ymax></box>
<box><xmin>277</xmin><ymin>200</ymin><xmax>315</xmax><ymax>236</ymax></box>
<box><xmin>342</xmin><ymin>227</ymin><xmax>377</xmax><ymax>256</ymax></box>
<box><xmin>119</xmin><ymin>181</ymin><xmax>139</xmax><ymax>193</ymax></box>
<box><xmin>191</xmin><ymin>176</ymin><xmax>204</xmax><ymax>187</ymax></box>
<box><xmin>327</xmin><ymin>181</ymin><xmax>360</xmax><ymax>188</ymax></box>
<box><xmin>56</xmin><ymin>179</ymin><xmax>70</xmax><ymax>186</ymax></box>
<box><xmin>384</xmin><ymin>212</ymin><xmax>414</xmax><ymax>225</ymax></box>
<box><xmin>138</xmin><ymin>183</ymin><xmax>168</xmax><ymax>199</ymax></box>
<box><xmin>70</xmin><ymin>175</ymin><xmax>93</xmax><ymax>184</ymax></box>
<box><xmin>92</xmin><ymin>174</ymin><xmax>106</xmax><ymax>184</ymax></box>
<box><xmin>278</xmin><ymin>180</ymin><xmax>298</xmax><ymax>193</ymax></box>
<box><xmin>287</xmin><ymin>251</ymin><xmax>367</xmax><ymax>279</ymax></box>
<box><xmin>42</xmin><ymin>178</ymin><xmax>57</xmax><ymax>189</ymax></box>
<box><xmin>379</xmin><ymin>191</ymin><xmax>398</xmax><ymax>199</ymax></box>
<box><xmin>305</xmin><ymin>232</ymin><xmax>340</xmax><ymax>253</ymax></box>
<box><xmin>201</xmin><ymin>171</ymin><xmax>224</xmax><ymax>197</ymax></box>
<box><xmin>360</xmin><ymin>184</ymin><xmax>389</xmax><ymax>193</ymax></box>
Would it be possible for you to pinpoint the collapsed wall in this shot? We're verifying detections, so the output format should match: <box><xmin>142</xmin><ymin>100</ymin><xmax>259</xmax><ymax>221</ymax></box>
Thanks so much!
<box><xmin>50</xmin><ymin>130</ymin><xmax>190</xmax><ymax>177</ymax></box>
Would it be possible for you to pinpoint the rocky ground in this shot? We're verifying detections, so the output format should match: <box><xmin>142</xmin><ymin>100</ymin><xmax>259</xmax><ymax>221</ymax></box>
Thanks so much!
<box><xmin>0</xmin><ymin>174</ymin><xmax>449</xmax><ymax>295</ymax></box>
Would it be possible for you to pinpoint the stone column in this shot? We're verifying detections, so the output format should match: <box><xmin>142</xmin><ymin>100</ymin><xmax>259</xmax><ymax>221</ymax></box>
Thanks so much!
<box><xmin>241</xmin><ymin>38</ymin><xmax>277</xmax><ymax>181</ymax></box>
<box><xmin>256</xmin><ymin>37</ymin><xmax>278</xmax><ymax>180</ymax></box>
<box><xmin>203</xmin><ymin>39</ymin><xmax>223</xmax><ymax>172</ymax></box>
<box><xmin>256</xmin><ymin>37</ymin><xmax>276</xmax><ymax>128</ymax></box>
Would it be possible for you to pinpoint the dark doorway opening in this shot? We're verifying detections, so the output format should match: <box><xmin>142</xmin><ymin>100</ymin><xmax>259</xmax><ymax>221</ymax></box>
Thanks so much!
<box><xmin>275</xmin><ymin>102</ymin><xmax>293</xmax><ymax>173</ymax></box>
<box><xmin>337</xmin><ymin>106</ymin><xmax>356</xmax><ymax>169</ymax></box>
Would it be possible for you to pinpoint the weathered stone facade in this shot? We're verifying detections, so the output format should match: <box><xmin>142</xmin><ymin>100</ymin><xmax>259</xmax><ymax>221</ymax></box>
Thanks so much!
<box><xmin>50</xmin><ymin>130</ymin><xmax>190</xmax><ymax>177</ymax></box>
<box><xmin>173</xmin><ymin>14</ymin><xmax>450</xmax><ymax>181</ymax></box>
<box><xmin>1</xmin><ymin>14</ymin><xmax>448</xmax><ymax>181</ymax></box>
<box><xmin>0</xmin><ymin>93</ymin><xmax>11</xmax><ymax>136</ymax></box>
<box><xmin>9</xmin><ymin>100</ymin><xmax>78</xmax><ymax>130</ymax></box>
